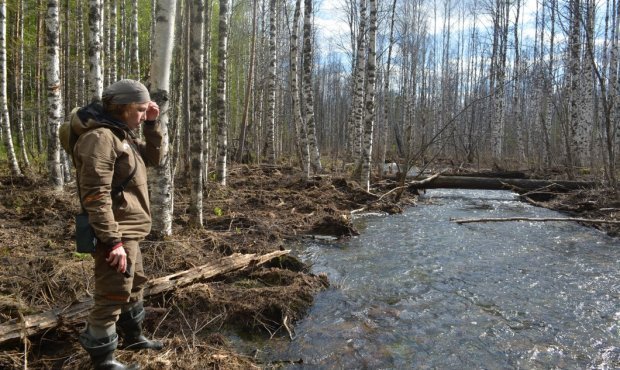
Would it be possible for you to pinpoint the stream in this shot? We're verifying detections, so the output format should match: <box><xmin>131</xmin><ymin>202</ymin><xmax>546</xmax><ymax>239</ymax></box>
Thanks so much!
<box><xmin>244</xmin><ymin>189</ymin><xmax>620</xmax><ymax>369</ymax></box>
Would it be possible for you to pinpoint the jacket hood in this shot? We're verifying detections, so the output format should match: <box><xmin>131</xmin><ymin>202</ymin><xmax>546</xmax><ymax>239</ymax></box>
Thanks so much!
<box><xmin>70</xmin><ymin>102</ymin><xmax>129</xmax><ymax>138</ymax></box>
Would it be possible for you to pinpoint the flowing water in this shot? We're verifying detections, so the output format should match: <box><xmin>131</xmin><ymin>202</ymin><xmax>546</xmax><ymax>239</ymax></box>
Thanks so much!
<box><xmin>247</xmin><ymin>189</ymin><xmax>620</xmax><ymax>369</ymax></box>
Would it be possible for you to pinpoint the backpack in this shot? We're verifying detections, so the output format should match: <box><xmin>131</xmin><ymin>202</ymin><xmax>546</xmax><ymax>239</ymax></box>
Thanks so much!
<box><xmin>59</xmin><ymin>107</ymin><xmax>80</xmax><ymax>157</ymax></box>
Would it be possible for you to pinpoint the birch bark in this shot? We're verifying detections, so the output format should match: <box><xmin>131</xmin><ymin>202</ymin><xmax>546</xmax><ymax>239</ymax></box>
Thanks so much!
<box><xmin>88</xmin><ymin>0</ymin><xmax>103</xmax><ymax>101</ymax></box>
<box><xmin>347</xmin><ymin>0</ymin><xmax>366</xmax><ymax>160</ymax></box>
<box><xmin>130</xmin><ymin>0</ymin><xmax>140</xmax><ymax>79</ymax></box>
<box><xmin>149</xmin><ymin>0</ymin><xmax>177</xmax><ymax>236</ymax></box>
<box><xmin>359</xmin><ymin>0</ymin><xmax>376</xmax><ymax>191</ymax></box>
<box><xmin>46</xmin><ymin>0</ymin><xmax>63</xmax><ymax>187</ymax></box>
<box><xmin>303</xmin><ymin>0</ymin><xmax>322</xmax><ymax>173</ymax></box>
<box><xmin>215</xmin><ymin>0</ymin><xmax>230</xmax><ymax>185</ymax></box>
<box><xmin>289</xmin><ymin>0</ymin><xmax>309</xmax><ymax>175</ymax></box>
<box><xmin>265</xmin><ymin>0</ymin><xmax>278</xmax><ymax>164</ymax></box>
<box><xmin>189</xmin><ymin>0</ymin><xmax>205</xmax><ymax>227</ymax></box>
<box><xmin>0</xmin><ymin>0</ymin><xmax>21</xmax><ymax>176</ymax></box>
<box><xmin>16</xmin><ymin>0</ymin><xmax>29</xmax><ymax>169</ymax></box>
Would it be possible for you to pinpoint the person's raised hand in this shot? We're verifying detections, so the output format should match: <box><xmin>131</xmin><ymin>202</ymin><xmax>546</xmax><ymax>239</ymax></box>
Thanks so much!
<box><xmin>145</xmin><ymin>101</ymin><xmax>160</xmax><ymax>121</ymax></box>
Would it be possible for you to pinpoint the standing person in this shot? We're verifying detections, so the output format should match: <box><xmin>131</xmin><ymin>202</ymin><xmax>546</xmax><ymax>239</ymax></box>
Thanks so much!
<box><xmin>69</xmin><ymin>79</ymin><xmax>164</xmax><ymax>369</ymax></box>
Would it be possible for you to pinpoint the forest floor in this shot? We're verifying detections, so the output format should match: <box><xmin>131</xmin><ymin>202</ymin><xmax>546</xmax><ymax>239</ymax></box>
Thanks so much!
<box><xmin>0</xmin><ymin>163</ymin><xmax>617</xmax><ymax>369</ymax></box>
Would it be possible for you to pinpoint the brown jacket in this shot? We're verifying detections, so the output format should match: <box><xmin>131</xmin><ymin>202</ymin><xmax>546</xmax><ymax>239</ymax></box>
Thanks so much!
<box><xmin>70</xmin><ymin>104</ymin><xmax>164</xmax><ymax>247</ymax></box>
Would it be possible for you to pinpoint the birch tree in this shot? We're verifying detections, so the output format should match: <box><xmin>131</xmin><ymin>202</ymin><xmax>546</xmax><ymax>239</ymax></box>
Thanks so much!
<box><xmin>47</xmin><ymin>0</ymin><xmax>64</xmax><ymax>188</ymax></box>
<box><xmin>236</xmin><ymin>0</ymin><xmax>258</xmax><ymax>163</ymax></box>
<box><xmin>490</xmin><ymin>0</ymin><xmax>508</xmax><ymax>165</ymax></box>
<box><xmin>347</xmin><ymin>0</ymin><xmax>366</xmax><ymax>160</ymax></box>
<box><xmin>108</xmin><ymin>0</ymin><xmax>118</xmax><ymax>84</ymax></box>
<box><xmin>289</xmin><ymin>0</ymin><xmax>309</xmax><ymax>175</ymax></box>
<box><xmin>16</xmin><ymin>0</ymin><xmax>29</xmax><ymax>169</ymax></box>
<box><xmin>149</xmin><ymin>0</ymin><xmax>177</xmax><ymax>236</ymax></box>
<box><xmin>0</xmin><ymin>0</ymin><xmax>21</xmax><ymax>176</ymax></box>
<box><xmin>567</xmin><ymin>0</ymin><xmax>584</xmax><ymax>172</ymax></box>
<box><xmin>189</xmin><ymin>0</ymin><xmax>205</xmax><ymax>227</ymax></box>
<box><xmin>574</xmin><ymin>0</ymin><xmax>595</xmax><ymax>168</ymax></box>
<box><xmin>130</xmin><ymin>0</ymin><xmax>140</xmax><ymax>79</ymax></box>
<box><xmin>88</xmin><ymin>0</ymin><xmax>104</xmax><ymax>101</ymax></box>
<box><xmin>303</xmin><ymin>0</ymin><xmax>322</xmax><ymax>173</ymax></box>
<box><xmin>359</xmin><ymin>0</ymin><xmax>376</xmax><ymax>191</ymax></box>
<box><xmin>215</xmin><ymin>0</ymin><xmax>230</xmax><ymax>185</ymax></box>
<box><xmin>265</xmin><ymin>0</ymin><xmax>278</xmax><ymax>164</ymax></box>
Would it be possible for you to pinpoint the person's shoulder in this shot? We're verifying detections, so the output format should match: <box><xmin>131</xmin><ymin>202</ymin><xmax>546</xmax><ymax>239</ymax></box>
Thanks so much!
<box><xmin>77</xmin><ymin>127</ymin><xmax>122</xmax><ymax>149</ymax></box>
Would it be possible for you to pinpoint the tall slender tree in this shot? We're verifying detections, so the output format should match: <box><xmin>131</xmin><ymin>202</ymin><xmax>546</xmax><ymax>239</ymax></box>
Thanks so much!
<box><xmin>215</xmin><ymin>0</ymin><xmax>231</xmax><ymax>185</ymax></box>
<box><xmin>347</xmin><ymin>0</ymin><xmax>366</xmax><ymax>160</ymax></box>
<box><xmin>236</xmin><ymin>0</ymin><xmax>258</xmax><ymax>163</ymax></box>
<box><xmin>46</xmin><ymin>0</ymin><xmax>63</xmax><ymax>188</ymax></box>
<box><xmin>130</xmin><ymin>0</ymin><xmax>141</xmax><ymax>79</ymax></box>
<box><xmin>16</xmin><ymin>0</ymin><xmax>29</xmax><ymax>169</ymax></box>
<box><xmin>149</xmin><ymin>0</ymin><xmax>177</xmax><ymax>236</ymax></box>
<box><xmin>303</xmin><ymin>0</ymin><xmax>322</xmax><ymax>173</ymax></box>
<box><xmin>360</xmin><ymin>0</ymin><xmax>376</xmax><ymax>190</ymax></box>
<box><xmin>88</xmin><ymin>0</ymin><xmax>104</xmax><ymax>101</ymax></box>
<box><xmin>0</xmin><ymin>0</ymin><xmax>21</xmax><ymax>176</ymax></box>
<box><xmin>189</xmin><ymin>0</ymin><xmax>205</xmax><ymax>226</ymax></box>
<box><xmin>265</xmin><ymin>0</ymin><xmax>278</xmax><ymax>164</ymax></box>
<box><xmin>289</xmin><ymin>0</ymin><xmax>309</xmax><ymax>175</ymax></box>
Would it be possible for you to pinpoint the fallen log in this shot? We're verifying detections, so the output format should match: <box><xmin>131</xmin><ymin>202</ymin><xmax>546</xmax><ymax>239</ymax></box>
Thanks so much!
<box><xmin>0</xmin><ymin>250</ymin><xmax>289</xmax><ymax>344</ymax></box>
<box><xmin>408</xmin><ymin>176</ymin><xmax>596</xmax><ymax>191</ymax></box>
<box><xmin>452</xmin><ymin>217</ymin><xmax>620</xmax><ymax>225</ymax></box>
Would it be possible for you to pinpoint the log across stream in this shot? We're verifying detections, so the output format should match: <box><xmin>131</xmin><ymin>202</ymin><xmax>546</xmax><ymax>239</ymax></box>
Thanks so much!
<box><xmin>407</xmin><ymin>175</ymin><xmax>595</xmax><ymax>191</ymax></box>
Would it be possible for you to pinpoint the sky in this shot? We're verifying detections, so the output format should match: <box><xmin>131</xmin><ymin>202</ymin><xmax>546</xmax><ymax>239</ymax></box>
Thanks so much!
<box><xmin>313</xmin><ymin>0</ymin><xmax>543</xmax><ymax>66</ymax></box>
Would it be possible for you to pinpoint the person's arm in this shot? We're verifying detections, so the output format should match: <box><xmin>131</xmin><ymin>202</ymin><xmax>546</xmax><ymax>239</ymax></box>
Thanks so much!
<box><xmin>76</xmin><ymin>130</ymin><xmax>122</xmax><ymax>247</ymax></box>
<box><xmin>76</xmin><ymin>129</ymin><xmax>129</xmax><ymax>273</ymax></box>
<box><xmin>136</xmin><ymin>101</ymin><xmax>164</xmax><ymax>166</ymax></box>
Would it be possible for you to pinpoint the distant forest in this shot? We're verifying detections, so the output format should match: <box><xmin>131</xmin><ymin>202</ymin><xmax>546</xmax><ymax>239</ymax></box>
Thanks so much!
<box><xmin>1</xmin><ymin>0</ymin><xmax>618</xmax><ymax>194</ymax></box>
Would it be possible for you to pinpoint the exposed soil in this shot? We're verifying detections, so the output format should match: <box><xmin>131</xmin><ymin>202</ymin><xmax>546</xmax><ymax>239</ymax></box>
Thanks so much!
<box><xmin>0</xmin><ymin>164</ymin><xmax>616</xmax><ymax>369</ymax></box>
<box><xmin>0</xmin><ymin>164</ymin><xmax>416</xmax><ymax>369</ymax></box>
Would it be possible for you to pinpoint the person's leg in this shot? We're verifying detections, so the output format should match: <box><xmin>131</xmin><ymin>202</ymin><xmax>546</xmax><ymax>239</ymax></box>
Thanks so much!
<box><xmin>117</xmin><ymin>239</ymin><xmax>163</xmax><ymax>351</ymax></box>
<box><xmin>80</xmin><ymin>244</ymin><xmax>139</xmax><ymax>369</ymax></box>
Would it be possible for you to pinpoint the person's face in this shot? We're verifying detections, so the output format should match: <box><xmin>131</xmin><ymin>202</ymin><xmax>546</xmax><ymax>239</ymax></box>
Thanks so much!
<box><xmin>123</xmin><ymin>102</ymin><xmax>149</xmax><ymax>130</ymax></box>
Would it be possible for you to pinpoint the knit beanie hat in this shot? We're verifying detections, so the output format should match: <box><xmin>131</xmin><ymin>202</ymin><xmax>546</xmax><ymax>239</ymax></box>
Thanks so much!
<box><xmin>102</xmin><ymin>79</ymin><xmax>150</xmax><ymax>104</ymax></box>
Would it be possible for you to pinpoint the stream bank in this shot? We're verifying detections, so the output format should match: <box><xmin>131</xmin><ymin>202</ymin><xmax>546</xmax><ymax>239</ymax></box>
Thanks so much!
<box><xmin>0</xmin><ymin>164</ymin><xmax>616</xmax><ymax>368</ymax></box>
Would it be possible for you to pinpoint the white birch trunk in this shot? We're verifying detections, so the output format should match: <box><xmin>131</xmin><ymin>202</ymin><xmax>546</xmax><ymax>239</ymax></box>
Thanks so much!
<box><xmin>189</xmin><ymin>0</ymin><xmax>205</xmax><ymax>227</ymax></box>
<box><xmin>609</xmin><ymin>0</ymin><xmax>620</xmax><ymax>185</ymax></box>
<box><xmin>568</xmin><ymin>0</ymin><xmax>582</xmax><ymax>170</ymax></box>
<box><xmin>265</xmin><ymin>0</ymin><xmax>277</xmax><ymax>164</ymax></box>
<box><xmin>303</xmin><ymin>0</ymin><xmax>322</xmax><ymax>173</ymax></box>
<box><xmin>290</xmin><ymin>0</ymin><xmax>309</xmax><ymax>176</ymax></box>
<box><xmin>543</xmin><ymin>0</ymin><xmax>556</xmax><ymax>167</ymax></box>
<box><xmin>119</xmin><ymin>0</ymin><xmax>126</xmax><ymax>78</ymax></box>
<box><xmin>512</xmin><ymin>0</ymin><xmax>525</xmax><ymax>162</ymax></box>
<box><xmin>347</xmin><ymin>0</ymin><xmax>366</xmax><ymax>161</ymax></box>
<box><xmin>0</xmin><ymin>1</ymin><xmax>21</xmax><ymax>176</ymax></box>
<box><xmin>202</xmin><ymin>0</ymin><xmax>212</xmax><ymax>183</ymax></box>
<box><xmin>76</xmin><ymin>2</ymin><xmax>86</xmax><ymax>104</ymax></box>
<box><xmin>16</xmin><ymin>0</ymin><xmax>29</xmax><ymax>169</ymax></box>
<box><xmin>108</xmin><ymin>0</ymin><xmax>117</xmax><ymax>84</ymax></box>
<box><xmin>360</xmin><ymin>0</ymin><xmax>376</xmax><ymax>191</ymax></box>
<box><xmin>574</xmin><ymin>0</ymin><xmax>595</xmax><ymax>168</ymax></box>
<box><xmin>46</xmin><ymin>0</ymin><xmax>63</xmax><ymax>188</ymax></box>
<box><xmin>149</xmin><ymin>0</ymin><xmax>177</xmax><ymax>236</ymax></box>
<box><xmin>130</xmin><ymin>0</ymin><xmax>140</xmax><ymax>79</ymax></box>
<box><xmin>215</xmin><ymin>0</ymin><xmax>230</xmax><ymax>185</ymax></box>
<box><xmin>490</xmin><ymin>0</ymin><xmax>507</xmax><ymax>164</ymax></box>
<box><xmin>88</xmin><ymin>0</ymin><xmax>104</xmax><ymax>102</ymax></box>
